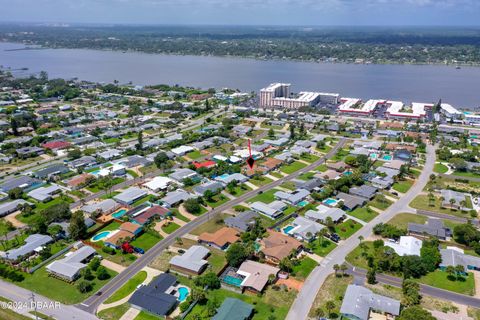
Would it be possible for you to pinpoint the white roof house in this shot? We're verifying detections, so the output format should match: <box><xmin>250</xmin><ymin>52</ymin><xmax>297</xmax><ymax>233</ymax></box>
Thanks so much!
<box><xmin>171</xmin><ymin>145</ymin><xmax>194</xmax><ymax>156</ymax></box>
<box><xmin>169</xmin><ymin>245</ymin><xmax>209</xmax><ymax>274</ymax></box>
<box><xmin>46</xmin><ymin>245</ymin><xmax>96</xmax><ymax>281</ymax></box>
<box><xmin>143</xmin><ymin>176</ymin><xmax>173</xmax><ymax>192</ymax></box>
<box><xmin>250</xmin><ymin>201</ymin><xmax>282</xmax><ymax>219</ymax></box>
<box><xmin>385</xmin><ymin>236</ymin><xmax>422</xmax><ymax>256</ymax></box>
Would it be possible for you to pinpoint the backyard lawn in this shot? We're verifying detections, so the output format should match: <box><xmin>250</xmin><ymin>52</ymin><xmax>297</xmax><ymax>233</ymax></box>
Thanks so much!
<box><xmin>186</xmin><ymin>150</ymin><xmax>203</xmax><ymax>160</ymax></box>
<box><xmin>453</xmin><ymin>171</ymin><xmax>480</xmax><ymax>179</ymax></box>
<box><xmin>348</xmin><ymin>207</ymin><xmax>378</xmax><ymax>222</ymax></box>
<box><xmin>206</xmin><ymin>249</ymin><xmax>227</xmax><ymax>274</ymax></box>
<box><xmin>161</xmin><ymin>222</ymin><xmax>181</xmax><ymax>234</ymax></box>
<box><xmin>434</xmin><ymin>163</ymin><xmax>449</xmax><ymax>174</ymax></box>
<box><xmin>280</xmin><ymin>161</ymin><xmax>308</xmax><ymax>174</ymax></box>
<box><xmin>307</xmin><ymin>238</ymin><xmax>337</xmax><ymax>256</ymax></box>
<box><xmin>104</xmin><ymin>271</ymin><xmax>147</xmax><ymax>304</ymax></box>
<box><xmin>292</xmin><ymin>257</ymin><xmax>317</xmax><ymax>280</ymax></box>
<box><xmin>191</xmin><ymin>214</ymin><xmax>230</xmax><ymax>235</ymax></box>
<box><xmin>392</xmin><ymin>179</ymin><xmax>414</xmax><ymax>193</ymax></box>
<box><xmin>334</xmin><ymin>219</ymin><xmax>362</xmax><ymax>239</ymax></box>
<box><xmin>345</xmin><ymin>241</ymin><xmax>373</xmax><ymax>270</ymax></box>
<box><xmin>300</xmin><ymin>153</ymin><xmax>320</xmax><ymax>163</ymax></box>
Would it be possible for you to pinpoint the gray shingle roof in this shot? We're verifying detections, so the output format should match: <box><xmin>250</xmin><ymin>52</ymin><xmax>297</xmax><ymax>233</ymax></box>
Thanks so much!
<box><xmin>224</xmin><ymin>211</ymin><xmax>259</xmax><ymax>232</ymax></box>
<box><xmin>1</xmin><ymin>234</ymin><xmax>52</xmax><ymax>260</ymax></box>
<box><xmin>169</xmin><ymin>245</ymin><xmax>209</xmax><ymax>273</ymax></box>
<box><xmin>340</xmin><ymin>285</ymin><xmax>400</xmax><ymax>320</ymax></box>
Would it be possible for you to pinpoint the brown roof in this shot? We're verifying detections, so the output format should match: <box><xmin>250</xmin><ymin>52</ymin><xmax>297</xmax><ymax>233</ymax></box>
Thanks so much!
<box><xmin>260</xmin><ymin>232</ymin><xmax>302</xmax><ymax>261</ymax></box>
<box><xmin>132</xmin><ymin>206</ymin><xmax>170</xmax><ymax>224</ymax></box>
<box><xmin>199</xmin><ymin>227</ymin><xmax>239</xmax><ymax>248</ymax></box>
<box><xmin>262</xmin><ymin>157</ymin><xmax>283</xmax><ymax>170</ymax></box>
<box><xmin>119</xmin><ymin>222</ymin><xmax>142</xmax><ymax>234</ymax></box>
<box><xmin>385</xmin><ymin>143</ymin><xmax>416</xmax><ymax>152</ymax></box>
<box><xmin>67</xmin><ymin>173</ymin><xmax>94</xmax><ymax>187</ymax></box>
<box><xmin>106</xmin><ymin>230</ymin><xmax>133</xmax><ymax>245</ymax></box>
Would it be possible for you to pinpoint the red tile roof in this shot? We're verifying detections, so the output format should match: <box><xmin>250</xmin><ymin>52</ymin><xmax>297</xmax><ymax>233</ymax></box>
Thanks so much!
<box><xmin>133</xmin><ymin>206</ymin><xmax>170</xmax><ymax>224</ymax></box>
<box><xmin>193</xmin><ymin>160</ymin><xmax>216</xmax><ymax>169</ymax></box>
<box><xmin>42</xmin><ymin>141</ymin><xmax>71</xmax><ymax>150</ymax></box>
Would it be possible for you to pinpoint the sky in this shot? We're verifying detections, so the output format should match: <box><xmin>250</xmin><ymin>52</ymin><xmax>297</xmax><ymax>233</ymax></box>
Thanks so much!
<box><xmin>0</xmin><ymin>0</ymin><xmax>479</xmax><ymax>26</ymax></box>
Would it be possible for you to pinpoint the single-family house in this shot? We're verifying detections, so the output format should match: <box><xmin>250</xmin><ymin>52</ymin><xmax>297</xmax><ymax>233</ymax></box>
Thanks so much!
<box><xmin>385</xmin><ymin>236</ymin><xmax>423</xmax><ymax>256</ymax></box>
<box><xmin>161</xmin><ymin>190</ymin><xmax>194</xmax><ymax>208</ymax></box>
<box><xmin>440</xmin><ymin>248</ymin><xmax>480</xmax><ymax>271</ymax></box>
<box><xmin>0</xmin><ymin>199</ymin><xmax>32</xmax><ymax>217</ymax></box>
<box><xmin>198</xmin><ymin>227</ymin><xmax>240</xmax><ymax>250</ymax></box>
<box><xmin>27</xmin><ymin>185</ymin><xmax>61</xmax><ymax>202</ymax></box>
<box><xmin>440</xmin><ymin>189</ymin><xmax>471</xmax><ymax>211</ymax></box>
<box><xmin>68</xmin><ymin>156</ymin><xmax>97</xmax><ymax>169</ymax></box>
<box><xmin>305</xmin><ymin>205</ymin><xmax>346</xmax><ymax>224</ymax></box>
<box><xmin>349</xmin><ymin>185</ymin><xmax>377</xmax><ymax>200</ymax></box>
<box><xmin>143</xmin><ymin>176</ymin><xmax>174</xmax><ymax>192</ymax></box>
<box><xmin>250</xmin><ymin>201</ymin><xmax>284</xmax><ymax>219</ymax></box>
<box><xmin>0</xmin><ymin>176</ymin><xmax>42</xmax><ymax>193</ymax></box>
<box><xmin>336</xmin><ymin>192</ymin><xmax>366</xmax><ymax>211</ymax></box>
<box><xmin>237</xmin><ymin>260</ymin><xmax>280</xmax><ymax>293</ymax></box>
<box><xmin>193</xmin><ymin>181</ymin><xmax>224</xmax><ymax>197</ymax></box>
<box><xmin>1</xmin><ymin>234</ymin><xmax>52</xmax><ymax>261</ymax></box>
<box><xmin>259</xmin><ymin>232</ymin><xmax>302</xmax><ymax>265</ymax></box>
<box><xmin>408</xmin><ymin>218</ymin><xmax>451</xmax><ymax>240</ymax></box>
<box><xmin>33</xmin><ymin>164</ymin><xmax>70</xmax><ymax>180</ymax></box>
<box><xmin>113</xmin><ymin>187</ymin><xmax>147</xmax><ymax>205</ymax></box>
<box><xmin>82</xmin><ymin>199</ymin><xmax>120</xmax><ymax>216</ymax></box>
<box><xmin>46</xmin><ymin>245</ymin><xmax>96</xmax><ymax>281</ymax></box>
<box><xmin>212</xmin><ymin>298</ymin><xmax>254</xmax><ymax>320</ymax></box>
<box><xmin>340</xmin><ymin>285</ymin><xmax>400</xmax><ymax>320</ymax></box>
<box><xmin>224</xmin><ymin>211</ymin><xmax>260</xmax><ymax>232</ymax></box>
<box><xmin>129</xmin><ymin>205</ymin><xmax>170</xmax><ymax>225</ymax></box>
<box><xmin>274</xmin><ymin>189</ymin><xmax>310</xmax><ymax>205</ymax></box>
<box><xmin>169</xmin><ymin>245</ymin><xmax>210</xmax><ymax>275</ymax></box>
<box><xmin>169</xmin><ymin>168</ymin><xmax>199</xmax><ymax>183</ymax></box>
<box><xmin>288</xmin><ymin>216</ymin><xmax>325</xmax><ymax>242</ymax></box>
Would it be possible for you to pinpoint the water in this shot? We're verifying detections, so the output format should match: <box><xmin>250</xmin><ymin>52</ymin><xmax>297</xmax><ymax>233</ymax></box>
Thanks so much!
<box><xmin>177</xmin><ymin>287</ymin><xmax>189</xmax><ymax>302</ymax></box>
<box><xmin>1</xmin><ymin>41</ymin><xmax>479</xmax><ymax>108</ymax></box>
<box><xmin>323</xmin><ymin>198</ymin><xmax>338</xmax><ymax>206</ymax></box>
<box><xmin>283</xmin><ymin>225</ymin><xmax>295</xmax><ymax>234</ymax></box>
<box><xmin>92</xmin><ymin>231</ymin><xmax>111</xmax><ymax>242</ymax></box>
<box><xmin>222</xmin><ymin>275</ymin><xmax>243</xmax><ymax>287</ymax></box>
<box><xmin>112</xmin><ymin>209</ymin><xmax>127</xmax><ymax>219</ymax></box>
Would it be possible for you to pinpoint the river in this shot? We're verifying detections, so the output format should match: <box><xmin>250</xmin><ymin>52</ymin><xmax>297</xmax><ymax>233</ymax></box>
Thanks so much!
<box><xmin>0</xmin><ymin>42</ymin><xmax>479</xmax><ymax>109</ymax></box>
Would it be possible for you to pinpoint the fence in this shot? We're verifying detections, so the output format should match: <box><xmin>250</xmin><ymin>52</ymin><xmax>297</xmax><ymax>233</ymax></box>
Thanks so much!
<box><xmin>28</xmin><ymin>242</ymin><xmax>76</xmax><ymax>274</ymax></box>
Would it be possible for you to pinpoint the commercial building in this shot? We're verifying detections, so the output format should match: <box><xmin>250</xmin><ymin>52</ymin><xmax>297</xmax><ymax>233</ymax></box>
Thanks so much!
<box><xmin>440</xmin><ymin>103</ymin><xmax>463</xmax><ymax>120</ymax></box>
<box><xmin>259</xmin><ymin>83</ymin><xmax>339</xmax><ymax>109</ymax></box>
<box><xmin>385</xmin><ymin>101</ymin><xmax>432</xmax><ymax>120</ymax></box>
<box><xmin>338</xmin><ymin>98</ymin><xmax>384</xmax><ymax>116</ymax></box>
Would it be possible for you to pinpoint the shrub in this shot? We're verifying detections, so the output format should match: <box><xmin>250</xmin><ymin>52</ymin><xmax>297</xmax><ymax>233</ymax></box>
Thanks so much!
<box><xmin>77</xmin><ymin>280</ymin><xmax>92</xmax><ymax>293</ymax></box>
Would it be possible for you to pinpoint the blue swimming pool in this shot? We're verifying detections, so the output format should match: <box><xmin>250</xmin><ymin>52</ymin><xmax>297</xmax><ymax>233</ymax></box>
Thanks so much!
<box><xmin>382</xmin><ymin>155</ymin><xmax>392</xmax><ymax>161</ymax></box>
<box><xmin>92</xmin><ymin>231</ymin><xmax>111</xmax><ymax>242</ymax></box>
<box><xmin>283</xmin><ymin>225</ymin><xmax>295</xmax><ymax>234</ymax></box>
<box><xmin>343</xmin><ymin>171</ymin><xmax>352</xmax><ymax>176</ymax></box>
<box><xmin>177</xmin><ymin>287</ymin><xmax>189</xmax><ymax>302</ymax></box>
<box><xmin>297</xmin><ymin>200</ymin><xmax>309</xmax><ymax>207</ymax></box>
<box><xmin>112</xmin><ymin>209</ymin><xmax>127</xmax><ymax>218</ymax></box>
<box><xmin>223</xmin><ymin>275</ymin><xmax>243</xmax><ymax>287</ymax></box>
<box><xmin>369</xmin><ymin>153</ymin><xmax>378</xmax><ymax>160</ymax></box>
<box><xmin>323</xmin><ymin>198</ymin><xmax>338</xmax><ymax>206</ymax></box>
<box><xmin>217</xmin><ymin>173</ymin><xmax>230</xmax><ymax>180</ymax></box>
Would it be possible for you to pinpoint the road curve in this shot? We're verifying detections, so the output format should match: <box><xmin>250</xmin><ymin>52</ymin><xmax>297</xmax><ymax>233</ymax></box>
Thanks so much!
<box><xmin>286</xmin><ymin>143</ymin><xmax>437</xmax><ymax>320</ymax></box>
<box><xmin>79</xmin><ymin>138</ymin><xmax>348</xmax><ymax>314</ymax></box>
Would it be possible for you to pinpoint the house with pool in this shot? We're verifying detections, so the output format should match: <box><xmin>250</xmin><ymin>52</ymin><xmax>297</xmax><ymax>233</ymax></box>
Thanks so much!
<box><xmin>100</xmin><ymin>222</ymin><xmax>143</xmax><ymax>249</ymax></box>
<box><xmin>220</xmin><ymin>260</ymin><xmax>280</xmax><ymax>294</ymax></box>
<box><xmin>259</xmin><ymin>232</ymin><xmax>302</xmax><ymax>265</ymax></box>
<box><xmin>129</xmin><ymin>273</ymin><xmax>189</xmax><ymax>318</ymax></box>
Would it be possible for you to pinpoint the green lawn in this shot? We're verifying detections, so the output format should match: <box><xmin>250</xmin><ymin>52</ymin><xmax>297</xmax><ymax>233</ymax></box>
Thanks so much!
<box><xmin>247</xmin><ymin>189</ymin><xmax>280</xmax><ymax>204</ymax></box>
<box><xmin>97</xmin><ymin>303</ymin><xmax>130</xmax><ymax>320</ymax></box>
<box><xmin>280</xmin><ymin>161</ymin><xmax>308</xmax><ymax>174</ymax></box>
<box><xmin>298</xmin><ymin>171</ymin><xmax>316</xmax><ymax>181</ymax></box>
<box><xmin>417</xmin><ymin>270</ymin><xmax>475</xmax><ymax>296</ymax></box>
<box><xmin>309</xmin><ymin>274</ymin><xmax>352</xmax><ymax>318</ymax></box>
<box><xmin>171</xmin><ymin>209</ymin><xmax>190</xmax><ymax>222</ymax></box>
<box><xmin>280</xmin><ymin>181</ymin><xmax>297</xmax><ymax>190</ymax></box>
<box><xmin>104</xmin><ymin>271</ymin><xmax>147</xmax><ymax>304</ymax></box>
<box><xmin>161</xmin><ymin>222</ymin><xmax>181</xmax><ymax>234</ymax></box>
<box><xmin>206</xmin><ymin>194</ymin><xmax>229</xmax><ymax>208</ymax></box>
<box><xmin>186</xmin><ymin>150</ymin><xmax>203</xmax><ymax>160</ymax></box>
<box><xmin>434</xmin><ymin>163</ymin><xmax>449</xmax><ymax>174</ymax></box>
<box><xmin>307</xmin><ymin>238</ymin><xmax>337</xmax><ymax>257</ymax></box>
<box><xmin>335</xmin><ymin>220</ymin><xmax>362</xmax><ymax>239</ymax></box>
<box><xmin>292</xmin><ymin>257</ymin><xmax>317</xmax><ymax>280</ymax></box>
<box><xmin>410</xmin><ymin>195</ymin><xmax>471</xmax><ymax>217</ymax></box>
<box><xmin>191</xmin><ymin>214</ymin><xmax>230</xmax><ymax>235</ymax></box>
<box><xmin>249</xmin><ymin>175</ymin><xmax>274</xmax><ymax>187</ymax></box>
<box><xmin>206</xmin><ymin>249</ymin><xmax>227</xmax><ymax>274</ymax></box>
<box><xmin>346</xmin><ymin>241</ymin><xmax>373</xmax><ymax>270</ymax></box>
<box><xmin>15</xmin><ymin>266</ymin><xmax>117</xmax><ymax>304</ymax></box>
<box><xmin>300</xmin><ymin>153</ymin><xmax>320</xmax><ymax>163</ymax></box>
<box><xmin>392</xmin><ymin>180</ymin><xmax>414</xmax><ymax>193</ymax></box>
<box><xmin>270</xmin><ymin>171</ymin><xmax>284</xmax><ymax>179</ymax></box>
<box><xmin>387</xmin><ymin>213</ymin><xmax>426</xmax><ymax>229</ymax></box>
<box><xmin>86</xmin><ymin>177</ymin><xmax>125</xmax><ymax>193</ymax></box>
<box><xmin>130</xmin><ymin>232</ymin><xmax>163</xmax><ymax>251</ymax></box>
<box><xmin>134</xmin><ymin>311</ymin><xmax>162</xmax><ymax>320</ymax></box>
<box><xmin>126</xmin><ymin>170</ymin><xmax>139</xmax><ymax>178</ymax></box>
<box><xmin>315</xmin><ymin>164</ymin><xmax>328</xmax><ymax>172</ymax></box>
<box><xmin>226</xmin><ymin>184</ymin><xmax>252</xmax><ymax>197</ymax></box>
<box><xmin>453</xmin><ymin>171</ymin><xmax>480</xmax><ymax>179</ymax></box>
<box><xmin>369</xmin><ymin>195</ymin><xmax>393</xmax><ymax>210</ymax></box>
<box><xmin>348</xmin><ymin>206</ymin><xmax>378</xmax><ymax>222</ymax></box>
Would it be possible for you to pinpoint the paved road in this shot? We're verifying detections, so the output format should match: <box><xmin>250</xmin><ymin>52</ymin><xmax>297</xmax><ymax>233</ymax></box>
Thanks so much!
<box><xmin>78</xmin><ymin>138</ymin><xmax>347</xmax><ymax>314</ymax></box>
<box><xmin>286</xmin><ymin>143</ymin><xmax>437</xmax><ymax>320</ymax></box>
<box><xmin>0</xmin><ymin>279</ymin><xmax>99</xmax><ymax>320</ymax></box>
<box><xmin>347</xmin><ymin>265</ymin><xmax>480</xmax><ymax>308</ymax></box>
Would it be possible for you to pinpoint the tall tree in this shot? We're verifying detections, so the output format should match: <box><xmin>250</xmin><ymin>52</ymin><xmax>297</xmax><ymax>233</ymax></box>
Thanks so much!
<box><xmin>68</xmin><ymin>211</ymin><xmax>87</xmax><ymax>240</ymax></box>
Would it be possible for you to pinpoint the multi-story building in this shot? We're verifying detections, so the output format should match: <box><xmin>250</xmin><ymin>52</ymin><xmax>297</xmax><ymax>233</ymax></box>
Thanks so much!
<box><xmin>259</xmin><ymin>83</ymin><xmax>339</xmax><ymax>109</ymax></box>
<box><xmin>385</xmin><ymin>101</ymin><xmax>432</xmax><ymax>120</ymax></box>
<box><xmin>337</xmin><ymin>98</ymin><xmax>385</xmax><ymax>116</ymax></box>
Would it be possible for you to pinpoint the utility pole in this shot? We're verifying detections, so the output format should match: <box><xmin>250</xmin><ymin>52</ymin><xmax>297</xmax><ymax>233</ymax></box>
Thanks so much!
<box><xmin>30</xmin><ymin>292</ymin><xmax>38</xmax><ymax>320</ymax></box>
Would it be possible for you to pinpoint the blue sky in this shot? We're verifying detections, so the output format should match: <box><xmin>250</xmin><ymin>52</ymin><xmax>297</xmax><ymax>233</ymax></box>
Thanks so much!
<box><xmin>1</xmin><ymin>0</ymin><xmax>479</xmax><ymax>26</ymax></box>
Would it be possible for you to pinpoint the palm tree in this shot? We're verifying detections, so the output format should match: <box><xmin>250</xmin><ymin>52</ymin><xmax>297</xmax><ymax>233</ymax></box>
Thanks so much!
<box><xmin>325</xmin><ymin>300</ymin><xmax>335</xmax><ymax>317</ymax></box>
<box><xmin>450</xmin><ymin>198</ymin><xmax>456</xmax><ymax>211</ymax></box>
<box><xmin>358</xmin><ymin>235</ymin><xmax>364</xmax><ymax>243</ymax></box>
<box><xmin>340</xmin><ymin>263</ymin><xmax>348</xmax><ymax>276</ymax></box>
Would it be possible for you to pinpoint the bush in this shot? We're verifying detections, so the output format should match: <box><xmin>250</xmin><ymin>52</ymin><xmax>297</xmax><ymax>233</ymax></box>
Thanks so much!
<box><xmin>102</xmin><ymin>246</ymin><xmax>116</xmax><ymax>255</ymax></box>
<box><xmin>77</xmin><ymin>280</ymin><xmax>92</xmax><ymax>293</ymax></box>
<box><xmin>0</xmin><ymin>264</ymin><xmax>24</xmax><ymax>282</ymax></box>
<box><xmin>96</xmin><ymin>266</ymin><xmax>110</xmax><ymax>280</ymax></box>
<box><xmin>179</xmin><ymin>301</ymin><xmax>191</xmax><ymax>313</ymax></box>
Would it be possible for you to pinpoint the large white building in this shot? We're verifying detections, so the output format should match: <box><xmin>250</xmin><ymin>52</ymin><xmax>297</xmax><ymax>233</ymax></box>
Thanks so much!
<box><xmin>465</xmin><ymin>113</ymin><xmax>480</xmax><ymax>125</ymax></box>
<box><xmin>385</xmin><ymin>101</ymin><xmax>432</xmax><ymax>120</ymax></box>
<box><xmin>259</xmin><ymin>83</ymin><xmax>339</xmax><ymax>109</ymax></box>
<box><xmin>337</xmin><ymin>98</ymin><xmax>385</xmax><ymax>116</ymax></box>
<box><xmin>440</xmin><ymin>103</ymin><xmax>463</xmax><ymax>120</ymax></box>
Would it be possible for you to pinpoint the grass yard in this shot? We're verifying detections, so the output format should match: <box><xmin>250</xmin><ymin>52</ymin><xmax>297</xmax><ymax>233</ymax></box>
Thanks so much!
<box><xmin>315</xmin><ymin>164</ymin><xmax>328</xmax><ymax>172</ymax></box>
<box><xmin>309</xmin><ymin>274</ymin><xmax>353</xmax><ymax>318</ymax></box>
<box><xmin>191</xmin><ymin>214</ymin><xmax>230</xmax><ymax>235</ymax></box>
<box><xmin>453</xmin><ymin>171</ymin><xmax>480</xmax><ymax>179</ymax></box>
<box><xmin>280</xmin><ymin>181</ymin><xmax>297</xmax><ymax>190</ymax></box>
<box><xmin>171</xmin><ymin>209</ymin><xmax>190</xmax><ymax>222</ymax></box>
<box><xmin>206</xmin><ymin>249</ymin><xmax>227</xmax><ymax>274</ymax></box>
<box><xmin>161</xmin><ymin>222</ymin><xmax>181</xmax><ymax>234</ymax></box>
<box><xmin>417</xmin><ymin>270</ymin><xmax>475</xmax><ymax>296</ymax></box>
<box><xmin>387</xmin><ymin>213</ymin><xmax>427</xmax><ymax>229</ymax></box>
<box><xmin>434</xmin><ymin>163</ymin><xmax>449</xmax><ymax>174</ymax></box>
<box><xmin>134</xmin><ymin>311</ymin><xmax>163</xmax><ymax>320</ymax></box>
<box><xmin>104</xmin><ymin>271</ymin><xmax>147</xmax><ymax>304</ymax></box>
<box><xmin>292</xmin><ymin>257</ymin><xmax>317</xmax><ymax>280</ymax></box>
<box><xmin>307</xmin><ymin>238</ymin><xmax>337</xmax><ymax>257</ymax></box>
<box><xmin>392</xmin><ymin>179</ymin><xmax>414</xmax><ymax>193</ymax></box>
<box><xmin>97</xmin><ymin>303</ymin><xmax>130</xmax><ymax>320</ymax></box>
<box><xmin>369</xmin><ymin>195</ymin><xmax>393</xmax><ymax>210</ymax></box>
<box><xmin>247</xmin><ymin>189</ymin><xmax>280</xmax><ymax>204</ymax></box>
<box><xmin>270</xmin><ymin>171</ymin><xmax>284</xmax><ymax>179</ymax></box>
<box><xmin>226</xmin><ymin>184</ymin><xmax>252</xmax><ymax>197</ymax></box>
<box><xmin>126</xmin><ymin>170</ymin><xmax>139</xmax><ymax>178</ymax></box>
<box><xmin>86</xmin><ymin>177</ymin><xmax>125</xmax><ymax>193</ymax></box>
<box><xmin>300</xmin><ymin>153</ymin><xmax>320</xmax><ymax>163</ymax></box>
<box><xmin>205</xmin><ymin>194</ymin><xmax>229</xmax><ymax>208</ymax></box>
<box><xmin>149</xmin><ymin>251</ymin><xmax>178</xmax><ymax>272</ymax></box>
<box><xmin>348</xmin><ymin>206</ymin><xmax>378</xmax><ymax>222</ymax></box>
<box><xmin>298</xmin><ymin>171</ymin><xmax>316</xmax><ymax>181</ymax></box>
<box><xmin>280</xmin><ymin>161</ymin><xmax>308</xmax><ymax>174</ymax></box>
<box><xmin>334</xmin><ymin>219</ymin><xmax>362</xmax><ymax>239</ymax></box>
<box><xmin>15</xmin><ymin>266</ymin><xmax>117</xmax><ymax>304</ymax></box>
<box><xmin>186</xmin><ymin>150</ymin><xmax>203</xmax><ymax>160</ymax></box>
<box><xmin>130</xmin><ymin>232</ymin><xmax>163</xmax><ymax>251</ymax></box>
<box><xmin>345</xmin><ymin>241</ymin><xmax>373</xmax><ymax>270</ymax></box>
<box><xmin>249</xmin><ymin>175</ymin><xmax>274</xmax><ymax>187</ymax></box>
<box><xmin>410</xmin><ymin>195</ymin><xmax>472</xmax><ymax>217</ymax></box>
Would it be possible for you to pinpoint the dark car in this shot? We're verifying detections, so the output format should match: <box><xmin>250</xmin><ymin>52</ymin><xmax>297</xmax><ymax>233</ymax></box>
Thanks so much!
<box><xmin>95</xmin><ymin>291</ymin><xmax>102</xmax><ymax>296</ymax></box>
<box><xmin>134</xmin><ymin>247</ymin><xmax>145</xmax><ymax>254</ymax></box>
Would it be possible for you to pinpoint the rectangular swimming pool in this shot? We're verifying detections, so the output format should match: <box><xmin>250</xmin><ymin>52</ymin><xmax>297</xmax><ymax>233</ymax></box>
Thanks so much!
<box><xmin>223</xmin><ymin>275</ymin><xmax>243</xmax><ymax>287</ymax></box>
